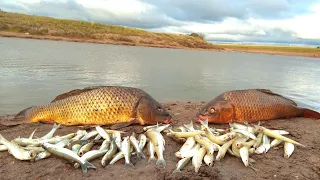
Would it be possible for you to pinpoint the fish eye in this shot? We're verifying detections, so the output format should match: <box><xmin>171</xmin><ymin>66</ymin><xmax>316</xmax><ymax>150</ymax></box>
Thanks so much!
<box><xmin>210</xmin><ymin>107</ymin><xmax>215</xmax><ymax>114</ymax></box>
<box><xmin>157</xmin><ymin>107</ymin><xmax>163</xmax><ymax>112</ymax></box>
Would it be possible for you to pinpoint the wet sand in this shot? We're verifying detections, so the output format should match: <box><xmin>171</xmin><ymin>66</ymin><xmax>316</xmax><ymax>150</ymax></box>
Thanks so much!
<box><xmin>0</xmin><ymin>101</ymin><xmax>319</xmax><ymax>180</ymax></box>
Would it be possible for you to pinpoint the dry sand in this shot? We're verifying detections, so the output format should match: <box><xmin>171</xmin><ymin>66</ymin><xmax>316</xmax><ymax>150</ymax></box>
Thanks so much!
<box><xmin>0</xmin><ymin>101</ymin><xmax>319</xmax><ymax>180</ymax></box>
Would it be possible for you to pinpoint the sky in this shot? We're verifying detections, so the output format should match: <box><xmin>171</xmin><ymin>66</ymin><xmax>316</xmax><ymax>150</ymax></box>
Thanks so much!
<box><xmin>1</xmin><ymin>0</ymin><xmax>320</xmax><ymax>45</ymax></box>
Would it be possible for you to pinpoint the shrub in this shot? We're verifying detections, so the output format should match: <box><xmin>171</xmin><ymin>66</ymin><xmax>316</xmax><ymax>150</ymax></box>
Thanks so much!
<box><xmin>190</xmin><ymin>32</ymin><xmax>205</xmax><ymax>40</ymax></box>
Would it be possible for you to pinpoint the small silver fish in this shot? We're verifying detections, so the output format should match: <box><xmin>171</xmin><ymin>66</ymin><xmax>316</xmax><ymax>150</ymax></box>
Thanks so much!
<box><xmin>231</xmin><ymin>129</ymin><xmax>256</xmax><ymax>140</ymax></box>
<box><xmin>72</xmin><ymin>144</ymin><xmax>82</xmax><ymax>154</ymax></box>
<box><xmin>284</xmin><ymin>142</ymin><xmax>294</xmax><ymax>159</ymax></box>
<box><xmin>216</xmin><ymin>138</ymin><xmax>235</xmax><ymax>161</ymax></box>
<box><xmin>173</xmin><ymin>157</ymin><xmax>191</xmax><ymax>173</ymax></box>
<box><xmin>138</xmin><ymin>134</ymin><xmax>147</xmax><ymax>150</ymax></box>
<box><xmin>175</xmin><ymin>144</ymin><xmax>200</xmax><ymax>158</ymax></box>
<box><xmin>262</xmin><ymin>135</ymin><xmax>271</xmax><ymax>153</ymax></box>
<box><xmin>34</xmin><ymin>139</ymin><xmax>70</xmax><ymax>161</ymax></box>
<box><xmin>42</xmin><ymin>142</ymin><xmax>96</xmax><ymax>173</ymax></box>
<box><xmin>129</xmin><ymin>133</ymin><xmax>146</xmax><ymax>159</ymax></box>
<box><xmin>147</xmin><ymin>141</ymin><xmax>156</xmax><ymax>163</ymax></box>
<box><xmin>41</xmin><ymin>123</ymin><xmax>61</xmax><ymax>139</ymax></box>
<box><xmin>0</xmin><ymin>144</ymin><xmax>8</xmax><ymax>152</ymax></box>
<box><xmin>74</xmin><ymin>149</ymin><xmax>108</xmax><ymax>169</ymax></box>
<box><xmin>14</xmin><ymin>133</ymin><xmax>75</xmax><ymax>147</ymax></box>
<box><xmin>95</xmin><ymin>126</ymin><xmax>111</xmax><ymax>141</ymax></box>
<box><xmin>146</xmin><ymin>129</ymin><xmax>166</xmax><ymax>166</ymax></box>
<box><xmin>253</xmin><ymin>133</ymin><xmax>263</xmax><ymax>148</ymax></box>
<box><xmin>192</xmin><ymin>146</ymin><xmax>206</xmax><ymax>173</ymax></box>
<box><xmin>203</xmin><ymin>153</ymin><xmax>214</xmax><ymax>167</ymax></box>
<box><xmin>0</xmin><ymin>133</ymin><xmax>37</xmax><ymax>160</ymax></box>
<box><xmin>70</xmin><ymin>130</ymin><xmax>87</xmax><ymax>142</ymax></box>
<box><xmin>239</xmin><ymin>146</ymin><xmax>249</xmax><ymax>167</ymax></box>
<box><xmin>80</xmin><ymin>130</ymin><xmax>98</xmax><ymax>141</ymax></box>
<box><xmin>99</xmin><ymin>140</ymin><xmax>110</xmax><ymax>151</ymax></box>
<box><xmin>178</xmin><ymin>137</ymin><xmax>195</xmax><ymax>153</ymax></box>
<box><xmin>121</xmin><ymin>136</ymin><xmax>134</xmax><ymax>167</ymax></box>
<box><xmin>101</xmin><ymin>140</ymin><xmax>118</xmax><ymax>166</ymax></box>
<box><xmin>78</xmin><ymin>142</ymin><xmax>95</xmax><ymax>156</ymax></box>
<box><xmin>270</xmin><ymin>139</ymin><xmax>283</xmax><ymax>148</ymax></box>
<box><xmin>113</xmin><ymin>131</ymin><xmax>122</xmax><ymax>150</ymax></box>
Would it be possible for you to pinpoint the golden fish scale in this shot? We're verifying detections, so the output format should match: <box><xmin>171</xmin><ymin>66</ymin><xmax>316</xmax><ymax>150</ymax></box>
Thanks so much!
<box><xmin>223</xmin><ymin>90</ymin><xmax>301</xmax><ymax>123</ymax></box>
<box><xmin>27</xmin><ymin>87</ymin><xmax>146</xmax><ymax>125</ymax></box>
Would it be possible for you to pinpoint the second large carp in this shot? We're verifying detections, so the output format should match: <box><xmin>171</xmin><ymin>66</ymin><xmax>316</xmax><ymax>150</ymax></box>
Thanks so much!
<box><xmin>196</xmin><ymin>89</ymin><xmax>320</xmax><ymax>124</ymax></box>
<box><xmin>14</xmin><ymin>86</ymin><xmax>172</xmax><ymax>126</ymax></box>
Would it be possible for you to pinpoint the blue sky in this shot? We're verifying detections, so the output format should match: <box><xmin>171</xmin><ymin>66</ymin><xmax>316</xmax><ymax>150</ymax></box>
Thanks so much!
<box><xmin>1</xmin><ymin>0</ymin><xmax>320</xmax><ymax>45</ymax></box>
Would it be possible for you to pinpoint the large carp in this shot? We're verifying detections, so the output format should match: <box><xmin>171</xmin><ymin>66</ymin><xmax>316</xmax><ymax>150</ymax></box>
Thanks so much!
<box><xmin>196</xmin><ymin>89</ymin><xmax>320</xmax><ymax>124</ymax></box>
<box><xmin>13</xmin><ymin>86</ymin><xmax>172</xmax><ymax>126</ymax></box>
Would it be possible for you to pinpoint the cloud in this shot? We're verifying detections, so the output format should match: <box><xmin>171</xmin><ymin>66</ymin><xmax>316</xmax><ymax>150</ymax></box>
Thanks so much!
<box><xmin>141</xmin><ymin>0</ymin><xmax>315</xmax><ymax>22</ymax></box>
<box><xmin>1</xmin><ymin>0</ymin><xmax>320</xmax><ymax>44</ymax></box>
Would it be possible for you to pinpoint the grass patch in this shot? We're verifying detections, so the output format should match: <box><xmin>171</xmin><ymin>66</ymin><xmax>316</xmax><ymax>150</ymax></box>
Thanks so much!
<box><xmin>216</xmin><ymin>44</ymin><xmax>320</xmax><ymax>53</ymax></box>
<box><xmin>0</xmin><ymin>12</ymin><xmax>220</xmax><ymax>49</ymax></box>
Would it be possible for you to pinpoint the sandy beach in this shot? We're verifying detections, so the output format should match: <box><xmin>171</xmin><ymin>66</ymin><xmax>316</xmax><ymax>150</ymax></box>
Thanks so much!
<box><xmin>0</xmin><ymin>101</ymin><xmax>319</xmax><ymax>180</ymax></box>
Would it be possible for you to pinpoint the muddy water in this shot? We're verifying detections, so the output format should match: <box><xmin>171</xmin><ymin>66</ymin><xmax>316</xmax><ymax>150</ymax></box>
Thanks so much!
<box><xmin>1</xmin><ymin>37</ymin><xmax>319</xmax><ymax>114</ymax></box>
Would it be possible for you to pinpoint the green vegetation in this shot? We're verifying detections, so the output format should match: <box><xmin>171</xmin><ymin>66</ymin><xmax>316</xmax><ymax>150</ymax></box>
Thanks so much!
<box><xmin>1</xmin><ymin>12</ymin><xmax>319</xmax><ymax>57</ymax></box>
<box><xmin>216</xmin><ymin>44</ymin><xmax>320</xmax><ymax>53</ymax></box>
<box><xmin>190</xmin><ymin>33</ymin><xmax>205</xmax><ymax>40</ymax></box>
<box><xmin>0</xmin><ymin>12</ymin><xmax>219</xmax><ymax>49</ymax></box>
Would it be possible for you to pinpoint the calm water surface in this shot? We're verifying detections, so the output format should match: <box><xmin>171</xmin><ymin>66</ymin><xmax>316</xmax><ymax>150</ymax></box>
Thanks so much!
<box><xmin>1</xmin><ymin>37</ymin><xmax>319</xmax><ymax>114</ymax></box>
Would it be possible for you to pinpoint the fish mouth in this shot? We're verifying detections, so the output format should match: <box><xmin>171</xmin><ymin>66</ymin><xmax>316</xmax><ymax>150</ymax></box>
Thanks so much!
<box><xmin>196</xmin><ymin>114</ymin><xmax>207</xmax><ymax>123</ymax></box>
<box><xmin>163</xmin><ymin>115</ymin><xmax>172</xmax><ymax>124</ymax></box>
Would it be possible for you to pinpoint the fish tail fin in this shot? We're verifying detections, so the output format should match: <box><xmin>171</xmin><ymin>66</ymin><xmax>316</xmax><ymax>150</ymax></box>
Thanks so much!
<box><xmin>125</xmin><ymin>162</ymin><xmax>134</xmax><ymax>168</ymax></box>
<box><xmin>137</xmin><ymin>152</ymin><xmax>146</xmax><ymax>159</ymax></box>
<box><xmin>302</xmin><ymin>108</ymin><xmax>320</xmax><ymax>119</ymax></box>
<box><xmin>172</xmin><ymin>169</ymin><xmax>181</xmax><ymax>173</ymax></box>
<box><xmin>156</xmin><ymin>159</ymin><xmax>167</xmax><ymax>166</ymax></box>
<box><xmin>0</xmin><ymin>133</ymin><xmax>5</xmax><ymax>143</ymax></box>
<box><xmin>195</xmin><ymin>166</ymin><xmax>200</xmax><ymax>173</ymax></box>
<box><xmin>199</xmin><ymin>119</ymin><xmax>209</xmax><ymax>128</ymax></box>
<box><xmin>80</xmin><ymin>164</ymin><xmax>88</xmax><ymax>173</ymax></box>
<box><xmin>0</xmin><ymin>106</ymin><xmax>36</xmax><ymax>127</ymax></box>
<box><xmin>183</xmin><ymin>120</ymin><xmax>194</xmax><ymax>131</ymax></box>
<box><xmin>28</xmin><ymin>128</ymin><xmax>37</xmax><ymax>139</ymax></box>
<box><xmin>15</xmin><ymin>106</ymin><xmax>36</xmax><ymax>123</ymax></box>
<box><xmin>53</xmin><ymin>123</ymin><xmax>61</xmax><ymax>130</ymax></box>
<box><xmin>81</xmin><ymin>161</ymin><xmax>96</xmax><ymax>173</ymax></box>
<box><xmin>147</xmin><ymin>157</ymin><xmax>156</xmax><ymax>164</ymax></box>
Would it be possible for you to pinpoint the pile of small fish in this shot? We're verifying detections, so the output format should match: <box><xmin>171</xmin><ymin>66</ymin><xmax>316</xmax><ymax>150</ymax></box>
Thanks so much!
<box><xmin>167</xmin><ymin>120</ymin><xmax>304</xmax><ymax>173</ymax></box>
<box><xmin>0</xmin><ymin>123</ymin><xmax>170</xmax><ymax>173</ymax></box>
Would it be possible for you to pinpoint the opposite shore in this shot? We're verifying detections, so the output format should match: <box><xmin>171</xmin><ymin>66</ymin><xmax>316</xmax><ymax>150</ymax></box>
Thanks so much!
<box><xmin>1</xmin><ymin>12</ymin><xmax>319</xmax><ymax>58</ymax></box>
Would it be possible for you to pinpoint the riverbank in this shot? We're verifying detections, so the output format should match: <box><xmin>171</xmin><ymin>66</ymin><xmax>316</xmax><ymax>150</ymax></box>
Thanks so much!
<box><xmin>218</xmin><ymin>44</ymin><xmax>320</xmax><ymax>58</ymax></box>
<box><xmin>0</xmin><ymin>12</ymin><xmax>220</xmax><ymax>51</ymax></box>
<box><xmin>1</xmin><ymin>11</ymin><xmax>319</xmax><ymax>58</ymax></box>
<box><xmin>0</xmin><ymin>102</ymin><xmax>319</xmax><ymax>180</ymax></box>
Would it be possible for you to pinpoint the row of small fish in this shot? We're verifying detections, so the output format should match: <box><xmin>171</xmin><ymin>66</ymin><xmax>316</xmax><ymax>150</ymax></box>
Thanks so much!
<box><xmin>167</xmin><ymin>120</ymin><xmax>303</xmax><ymax>173</ymax></box>
<box><xmin>0</xmin><ymin>123</ymin><xmax>170</xmax><ymax>173</ymax></box>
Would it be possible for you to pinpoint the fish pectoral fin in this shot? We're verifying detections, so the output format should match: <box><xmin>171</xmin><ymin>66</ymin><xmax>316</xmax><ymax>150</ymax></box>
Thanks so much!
<box><xmin>110</xmin><ymin>119</ymin><xmax>138</xmax><ymax>130</ymax></box>
<box><xmin>39</xmin><ymin>119</ymin><xmax>56</xmax><ymax>124</ymax></box>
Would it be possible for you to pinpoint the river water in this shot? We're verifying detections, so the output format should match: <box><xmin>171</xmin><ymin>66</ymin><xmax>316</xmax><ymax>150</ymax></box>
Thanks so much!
<box><xmin>1</xmin><ymin>37</ymin><xmax>319</xmax><ymax>114</ymax></box>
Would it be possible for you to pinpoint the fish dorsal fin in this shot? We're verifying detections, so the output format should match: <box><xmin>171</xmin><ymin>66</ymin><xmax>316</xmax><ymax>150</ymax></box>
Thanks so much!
<box><xmin>51</xmin><ymin>86</ymin><xmax>105</xmax><ymax>103</ymax></box>
<box><xmin>255</xmin><ymin>89</ymin><xmax>297</xmax><ymax>106</ymax></box>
